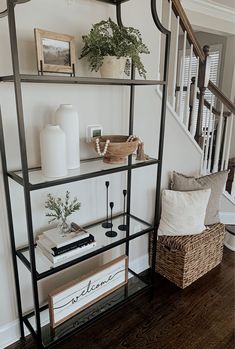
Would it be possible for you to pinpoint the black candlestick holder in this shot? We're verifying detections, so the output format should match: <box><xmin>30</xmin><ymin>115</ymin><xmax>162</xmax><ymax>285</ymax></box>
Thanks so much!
<box><xmin>102</xmin><ymin>181</ymin><xmax>113</xmax><ymax>229</ymax></box>
<box><xmin>106</xmin><ymin>202</ymin><xmax>117</xmax><ymax>238</ymax></box>
<box><xmin>118</xmin><ymin>189</ymin><xmax>128</xmax><ymax>231</ymax></box>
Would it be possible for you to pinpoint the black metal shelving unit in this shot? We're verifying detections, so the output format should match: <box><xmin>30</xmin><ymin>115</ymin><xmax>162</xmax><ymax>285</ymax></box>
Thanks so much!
<box><xmin>0</xmin><ymin>0</ymin><xmax>170</xmax><ymax>347</ymax></box>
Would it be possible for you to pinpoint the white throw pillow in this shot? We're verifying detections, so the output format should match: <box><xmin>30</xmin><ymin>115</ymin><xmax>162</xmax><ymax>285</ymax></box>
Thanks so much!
<box><xmin>158</xmin><ymin>189</ymin><xmax>211</xmax><ymax>236</ymax></box>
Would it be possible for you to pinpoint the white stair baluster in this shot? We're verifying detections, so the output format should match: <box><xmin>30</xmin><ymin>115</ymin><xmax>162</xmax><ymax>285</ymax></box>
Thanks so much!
<box><xmin>177</xmin><ymin>30</ymin><xmax>187</xmax><ymax>120</ymax></box>
<box><xmin>212</xmin><ymin>104</ymin><xmax>224</xmax><ymax>173</ymax></box>
<box><xmin>221</xmin><ymin>117</ymin><xmax>229</xmax><ymax>171</ymax></box>
<box><xmin>168</xmin><ymin>0</ymin><xmax>172</xmax><ymax>31</ymax></box>
<box><xmin>207</xmin><ymin>114</ymin><xmax>215</xmax><ymax>173</ymax></box>
<box><xmin>231</xmin><ymin>172</ymin><xmax>235</xmax><ymax>199</ymax></box>
<box><xmin>203</xmin><ymin>96</ymin><xmax>214</xmax><ymax>174</ymax></box>
<box><xmin>201</xmin><ymin>107</ymin><xmax>209</xmax><ymax>174</ymax></box>
<box><xmin>224</xmin><ymin>115</ymin><xmax>234</xmax><ymax>170</ymax></box>
<box><xmin>184</xmin><ymin>44</ymin><xmax>193</xmax><ymax>128</ymax></box>
<box><xmin>190</xmin><ymin>57</ymin><xmax>199</xmax><ymax>137</ymax></box>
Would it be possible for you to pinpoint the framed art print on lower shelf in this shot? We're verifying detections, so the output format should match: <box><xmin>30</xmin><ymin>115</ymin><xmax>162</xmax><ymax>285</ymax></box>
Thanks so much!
<box><xmin>48</xmin><ymin>255</ymin><xmax>128</xmax><ymax>328</ymax></box>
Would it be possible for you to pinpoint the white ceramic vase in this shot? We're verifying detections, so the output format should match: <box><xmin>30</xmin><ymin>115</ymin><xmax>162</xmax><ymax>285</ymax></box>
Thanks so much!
<box><xmin>55</xmin><ymin>104</ymin><xmax>80</xmax><ymax>169</ymax></box>
<box><xmin>100</xmin><ymin>56</ymin><xmax>127</xmax><ymax>79</ymax></box>
<box><xmin>40</xmin><ymin>125</ymin><xmax>67</xmax><ymax>178</ymax></box>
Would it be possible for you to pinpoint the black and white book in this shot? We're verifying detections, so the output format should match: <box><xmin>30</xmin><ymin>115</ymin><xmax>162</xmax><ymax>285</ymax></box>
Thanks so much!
<box><xmin>43</xmin><ymin>226</ymin><xmax>89</xmax><ymax>249</ymax></box>
<box><xmin>37</xmin><ymin>233</ymin><xmax>95</xmax><ymax>255</ymax></box>
<box><xmin>37</xmin><ymin>237</ymin><xmax>96</xmax><ymax>264</ymax></box>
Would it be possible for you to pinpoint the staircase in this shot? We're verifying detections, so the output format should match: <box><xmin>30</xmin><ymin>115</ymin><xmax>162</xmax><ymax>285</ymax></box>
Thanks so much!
<box><xmin>165</xmin><ymin>0</ymin><xmax>235</xmax><ymax>204</ymax></box>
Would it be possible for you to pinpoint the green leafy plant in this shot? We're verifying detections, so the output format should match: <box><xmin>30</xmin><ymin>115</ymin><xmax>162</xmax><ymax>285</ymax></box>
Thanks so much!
<box><xmin>45</xmin><ymin>191</ymin><xmax>81</xmax><ymax>227</ymax></box>
<box><xmin>80</xmin><ymin>18</ymin><xmax>150</xmax><ymax>78</ymax></box>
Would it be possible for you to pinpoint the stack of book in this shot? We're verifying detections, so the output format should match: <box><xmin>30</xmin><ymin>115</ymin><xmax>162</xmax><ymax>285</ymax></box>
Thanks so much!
<box><xmin>36</xmin><ymin>224</ymin><xmax>96</xmax><ymax>266</ymax></box>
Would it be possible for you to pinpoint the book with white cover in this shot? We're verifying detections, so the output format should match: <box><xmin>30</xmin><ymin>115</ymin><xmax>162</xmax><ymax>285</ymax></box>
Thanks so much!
<box><xmin>35</xmin><ymin>247</ymin><xmax>96</xmax><ymax>270</ymax></box>
<box><xmin>37</xmin><ymin>237</ymin><xmax>96</xmax><ymax>264</ymax></box>
<box><xmin>43</xmin><ymin>227</ymin><xmax>89</xmax><ymax>248</ymax></box>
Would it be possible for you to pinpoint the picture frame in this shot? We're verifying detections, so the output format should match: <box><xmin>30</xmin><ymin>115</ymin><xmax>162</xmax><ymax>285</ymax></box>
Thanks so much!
<box><xmin>34</xmin><ymin>28</ymin><xmax>76</xmax><ymax>75</ymax></box>
<box><xmin>48</xmin><ymin>255</ymin><xmax>128</xmax><ymax>328</ymax></box>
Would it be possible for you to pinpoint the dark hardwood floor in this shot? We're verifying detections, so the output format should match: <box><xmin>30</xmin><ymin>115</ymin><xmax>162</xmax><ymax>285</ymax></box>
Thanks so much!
<box><xmin>8</xmin><ymin>247</ymin><xmax>235</xmax><ymax>349</ymax></box>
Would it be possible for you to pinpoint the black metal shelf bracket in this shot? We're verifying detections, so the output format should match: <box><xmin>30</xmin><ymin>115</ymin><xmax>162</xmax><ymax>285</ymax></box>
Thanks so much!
<box><xmin>0</xmin><ymin>9</ymin><xmax>8</xmax><ymax>18</ymax></box>
<box><xmin>0</xmin><ymin>0</ymin><xmax>31</xmax><ymax>19</ymax></box>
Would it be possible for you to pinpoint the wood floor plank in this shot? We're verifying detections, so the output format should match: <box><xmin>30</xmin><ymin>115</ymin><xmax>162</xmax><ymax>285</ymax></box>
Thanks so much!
<box><xmin>7</xmin><ymin>248</ymin><xmax>235</xmax><ymax>349</ymax></box>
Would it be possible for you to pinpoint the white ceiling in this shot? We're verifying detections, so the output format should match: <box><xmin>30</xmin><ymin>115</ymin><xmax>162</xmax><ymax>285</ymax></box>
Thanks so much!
<box><xmin>210</xmin><ymin>0</ymin><xmax>235</xmax><ymax>9</ymax></box>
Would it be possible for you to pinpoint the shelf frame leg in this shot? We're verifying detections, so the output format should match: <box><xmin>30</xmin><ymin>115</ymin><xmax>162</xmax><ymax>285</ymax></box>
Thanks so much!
<box><xmin>151</xmin><ymin>0</ymin><xmax>171</xmax><ymax>283</ymax></box>
<box><xmin>6</xmin><ymin>0</ymin><xmax>42</xmax><ymax>342</ymax></box>
<box><xmin>116</xmin><ymin>2</ymin><xmax>135</xmax><ymax>258</ymax></box>
<box><xmin>0</xmin><ymin>107</ymin><xmax>25</xmax><ymax>339</ymax></box>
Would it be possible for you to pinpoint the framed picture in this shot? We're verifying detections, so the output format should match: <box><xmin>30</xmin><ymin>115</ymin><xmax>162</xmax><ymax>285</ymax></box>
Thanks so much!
<box><xmin>48</xmin><ymin>255</ymin><xmax>128</xmax><ymax>328</ymax></box>
<box><xmin>34</xmin><ymin>28</ymin><xmax>76</xmax><ymax>74</ymax></box>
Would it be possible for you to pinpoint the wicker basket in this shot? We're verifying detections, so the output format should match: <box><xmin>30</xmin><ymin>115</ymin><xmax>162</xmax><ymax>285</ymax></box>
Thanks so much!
<box><xmin>150</xmin><ymin>224</ymin><xmax>225</xmax><ymax>289</ymax></box>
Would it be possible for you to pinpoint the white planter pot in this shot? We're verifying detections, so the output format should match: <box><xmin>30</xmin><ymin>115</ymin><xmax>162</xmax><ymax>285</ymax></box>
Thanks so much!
<box><xmin>40</xmin><ymin>125</ymin><xmax>67</xmax><ymax>178</ymax></box>
<box><xmin>100</xmin><ymin>56</ymin><xmax>127</xmax><ymax>79</ymax></box>
<box><xmin>55</xmin><ymin>104</ymin><xmax>80</xmax><ymax>169</ymax></box>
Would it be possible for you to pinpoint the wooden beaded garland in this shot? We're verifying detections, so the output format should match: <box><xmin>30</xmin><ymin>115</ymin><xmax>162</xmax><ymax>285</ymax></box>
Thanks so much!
<box><xmin>95</xmin><ymin>138</ymin><xmax>110</xmax><ymax>156</ymax></box>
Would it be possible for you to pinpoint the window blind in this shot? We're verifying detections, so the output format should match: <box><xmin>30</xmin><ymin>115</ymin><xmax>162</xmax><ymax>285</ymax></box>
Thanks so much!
<box><xmin>180</xmin><ymin>49</ymin><xmax>220</xmax><ymax>130</ymax></box>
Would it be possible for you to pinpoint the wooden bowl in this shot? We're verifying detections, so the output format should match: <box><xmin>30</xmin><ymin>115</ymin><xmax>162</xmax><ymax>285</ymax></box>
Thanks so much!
<box><xmin>92</xmin><ymin>135</ymin><xmax>139</xmax><ymax>164</ymax></box>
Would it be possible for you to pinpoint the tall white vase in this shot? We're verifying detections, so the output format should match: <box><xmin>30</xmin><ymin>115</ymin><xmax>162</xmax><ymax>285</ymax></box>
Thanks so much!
<box><xmin>40</xmin><ymin>125</ymin><xmax>67</xmax><ymax>178</ymax></box>
<box><xmin>55</xmin><ymin>104</ymin><xmax>80</xmax><ymax>169</ymax></box>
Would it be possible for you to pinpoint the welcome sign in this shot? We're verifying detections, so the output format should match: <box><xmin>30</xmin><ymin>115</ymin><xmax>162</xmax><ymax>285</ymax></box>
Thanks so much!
<box><xmin>49</xmin><ymin>256</ymin><xmax>128</xmax><ymax>328</ymax></box>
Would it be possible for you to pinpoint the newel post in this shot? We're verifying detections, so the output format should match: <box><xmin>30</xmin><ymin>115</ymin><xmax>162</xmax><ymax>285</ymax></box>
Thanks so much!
<box><xmin>195</xmin><ymin>45</ymin><xmax>211</xmax><ymax>146</ymax></box>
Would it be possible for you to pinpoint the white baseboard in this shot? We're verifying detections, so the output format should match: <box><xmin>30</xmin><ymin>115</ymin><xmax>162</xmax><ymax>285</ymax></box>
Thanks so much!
<box><xmin>219</xmin><ymin>211</ymin><xmax>235</xmax><ymax>225</ymax></box>
<box><xmin>223</xmin><ymin>191</ymin><xmax>235</xmax><ymax>205</ymax></box>
<box><xmin>0</xmin><ymin>320</ymin><xmax>25</xmax><ymax>349</ymax></box>
<box><xmin>0</xmin><ymin>309</ymin><xmax>49</xmax><ymax>348</ymax></box>
<box><xmin>129</xmin><ymin>254</ymin><xmax>149</xmax><ymax>274</ymax></box>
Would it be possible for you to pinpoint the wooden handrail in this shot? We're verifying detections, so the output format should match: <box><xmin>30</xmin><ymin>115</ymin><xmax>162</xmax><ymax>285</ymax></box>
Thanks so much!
<box><xmin>171</xmin><ymin>0</ymin><xmax>205</xmax><ymax>62</ymax></box>
<box><xmin>199</xmin><ymin>93</ymin><xmax>231</xmax><ymax>117</ymax></box>
<box><xmin>171</xmin><ymin>0</ymin><xmax>235</xmax><ymax>116</ymax></box>
<box><xmin>208</xmin><ymin>81</ymin><xmax>235</xmax><ymax>114</ymax></box>
<box><xmin>176</xmin><ymin>85</ymin><xmax>231</xmax><ymax>117</ymax></box>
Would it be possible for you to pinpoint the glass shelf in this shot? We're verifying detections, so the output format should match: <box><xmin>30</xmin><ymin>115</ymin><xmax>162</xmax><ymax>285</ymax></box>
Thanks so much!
<box><xmin>8</xmin><ymin>156</ymin><xmax>159</xmax><ymax>190</ymax></box>
<box><xmin>0</xmin><ymin>74</ymin><xmax>166</xmax><ymax>86</ymax></box>
<box><xmin>16</xmin><ymin>214</ymin><xmax>153</xmax><ymax>279</ymax></box>
<box><xmin>97</xmin><ymin>0</ymin><xmax>130</xmax><ymax>4</ymax></box>
<box><xmin>23</xmin><ymin>269</ymin><xmax>150</xmax><ymax>348</ymax></box>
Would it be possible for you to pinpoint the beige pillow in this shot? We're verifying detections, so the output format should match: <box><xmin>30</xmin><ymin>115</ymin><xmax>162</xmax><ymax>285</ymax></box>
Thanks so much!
<box><xmin>158</xmin><ymin>189</ymin><xmax>211</xmax><ymax>236</ymax></box>
<box><xmin>171</xmin><ymin>171</ymin><xmax>229</xmax><ymax>225</ymax></box>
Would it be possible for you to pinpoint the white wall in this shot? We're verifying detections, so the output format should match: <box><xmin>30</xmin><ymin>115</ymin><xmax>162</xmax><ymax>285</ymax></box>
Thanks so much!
<box><xmin>0</xmin><ymin>0</ymin><xmax>202</xmax><ymax>347</ymax></box>
<box><xmin>182</xmin><ymin>0</ymin><xmax>235</xmax><ymax>35</ymax></box>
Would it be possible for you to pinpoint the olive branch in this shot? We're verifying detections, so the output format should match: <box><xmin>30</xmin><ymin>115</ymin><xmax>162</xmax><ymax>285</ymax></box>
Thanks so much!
<box><xmin>45</xmin><ymin>191</ymin><xmax>81</xmax><ymax>224</ymax></box>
